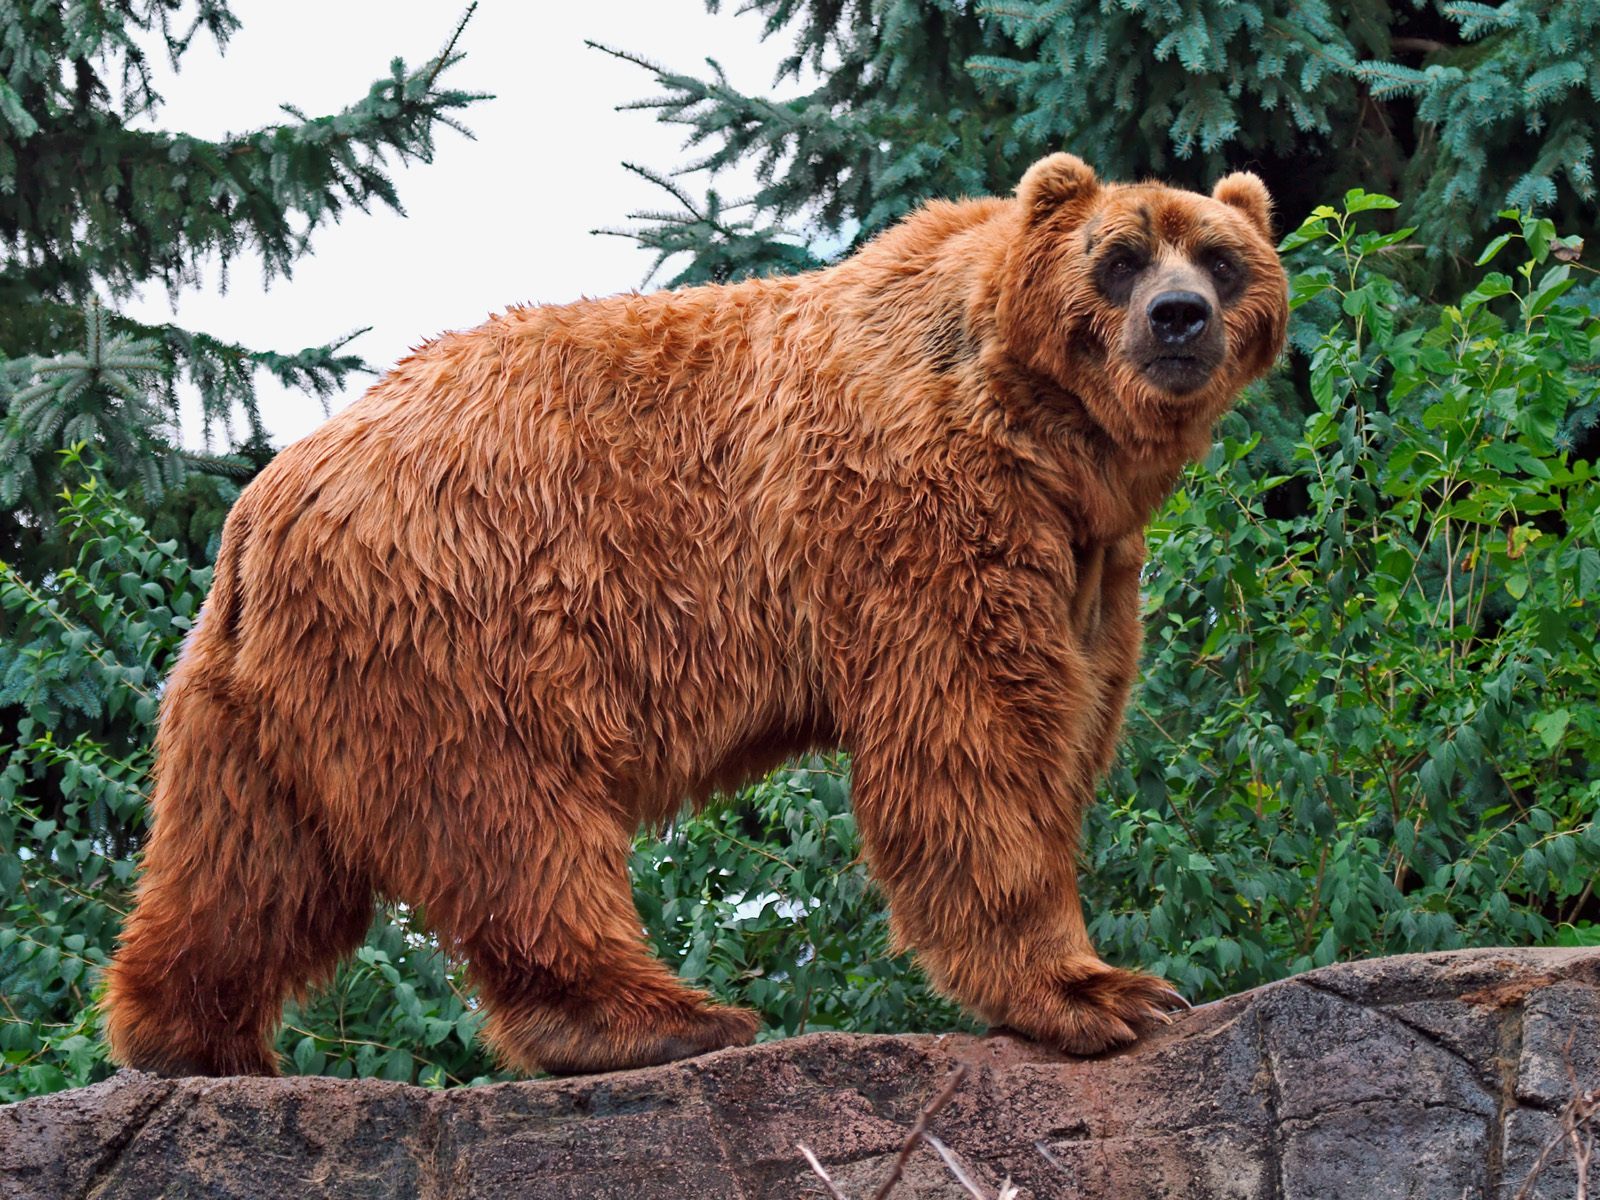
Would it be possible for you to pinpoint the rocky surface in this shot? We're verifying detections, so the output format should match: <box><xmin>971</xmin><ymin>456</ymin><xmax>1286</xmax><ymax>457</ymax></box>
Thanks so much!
<box><xmin>5</xmin><ymin>947</ymin><xmax>1600</xmax><ymax>1199</ymax></box>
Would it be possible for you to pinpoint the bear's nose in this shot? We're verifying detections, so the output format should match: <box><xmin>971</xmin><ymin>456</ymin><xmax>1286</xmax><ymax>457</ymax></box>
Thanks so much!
<box><xmin>1147</xmin><ymin>291</ymin><xmax>1211</xmax><ymax>347</ymax></box>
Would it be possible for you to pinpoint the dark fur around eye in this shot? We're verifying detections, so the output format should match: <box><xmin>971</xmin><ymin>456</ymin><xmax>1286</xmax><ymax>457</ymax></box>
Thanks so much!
<box><xmin>1093</xmin><ymin>246</ymin><xmax>1149</xmax><ymax>306</ymax></box>
<box><xmin>1200</xmin><ymin>248</ymin><xmax>1249</xmax><ymax>303</ymax></box>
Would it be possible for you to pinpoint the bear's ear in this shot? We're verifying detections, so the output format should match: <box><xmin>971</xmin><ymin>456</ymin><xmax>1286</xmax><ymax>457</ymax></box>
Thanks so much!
<box><xmin>1212</xmin><ymin>172</ymin><xmax>1273</xmax><ymax>235</ymax></box>
<box><xmin>1016</xmin><ymin>153</ymin><xmax>1100</xmax><ymax>221</ymax></box>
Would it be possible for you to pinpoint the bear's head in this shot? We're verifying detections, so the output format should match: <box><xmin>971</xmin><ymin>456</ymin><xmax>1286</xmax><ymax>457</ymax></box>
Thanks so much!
<box><xmin>996</xmin><ymin>153</ymin><xmax>1289</xmax><ymax>450</ymax></box>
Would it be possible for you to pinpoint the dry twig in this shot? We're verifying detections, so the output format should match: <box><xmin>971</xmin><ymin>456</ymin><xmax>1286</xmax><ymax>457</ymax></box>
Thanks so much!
<box><xmin>1033</xmin><ymin>1140</ymin><xmax>1067</xmax><ymax>1174</ymax></box>
<box><xmin>871</xmin><ymin>1063</ymin><xmax>970</xmax><ymax>1199</ymax></box>
<box><xmin>1514</xmin><ymin>1033</ymin><xmax>1598</xmax><ymax>1200</ymax></box>
<box><xmin>924</xmin><ymin>1133</ymin><xmax>1018</xmax><ymax>1199</ymax></box>
<box><xmin>800</xmin><ymin>1063</ymin><xmax>1008</xmax><ymax>1199</ymax></box>
<box><xmin>796</xmin><ymin>1143</ymin><xmax>850</xmax><ymax>1200</ymax></box>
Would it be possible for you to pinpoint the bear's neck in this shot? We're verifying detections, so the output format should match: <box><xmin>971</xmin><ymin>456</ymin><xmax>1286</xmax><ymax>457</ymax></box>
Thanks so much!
<box><xmin>994</xmin><ymin>365</ymin><xmax>1205</xmax><ymax>544</ymax></box>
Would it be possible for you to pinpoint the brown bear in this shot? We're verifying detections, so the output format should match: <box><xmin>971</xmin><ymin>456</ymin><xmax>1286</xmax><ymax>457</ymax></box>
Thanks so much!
<box><xmin>103</xmin><ymin>153</ymin><xmax>1288</xmax><ymax>1077</ymax></box>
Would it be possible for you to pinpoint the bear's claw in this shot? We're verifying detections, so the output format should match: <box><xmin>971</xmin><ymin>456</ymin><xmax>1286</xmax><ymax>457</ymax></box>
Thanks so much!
<box><xmin>534</xmin><ymin>1004</ymin><xmax>759</xmax><ymax>1076</ymax></box>
<box><xmin>1000</xmin><ymin>961</ymin><xmax>1193</xmax><ymax>1056</ymax></box>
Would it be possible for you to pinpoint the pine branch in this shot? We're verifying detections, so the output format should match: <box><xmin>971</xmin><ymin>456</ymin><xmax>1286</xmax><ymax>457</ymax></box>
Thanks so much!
<box><xmin>423</xmin><ymin>4</ymin><xmax>479</xmax><ymax>91</ymax></box>
<box><xmin>3</xmin><ymin>296</ymin><xmax>371</xmax><ymax>452</ymax></box>
<box><xmin>2</xmin><ymin>14</ymin><xmax>491</xmax><ymax>304</ymax></box>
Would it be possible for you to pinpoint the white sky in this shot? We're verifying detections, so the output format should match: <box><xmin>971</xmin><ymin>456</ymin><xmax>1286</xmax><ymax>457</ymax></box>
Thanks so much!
<box><xmin>122</xmin><ymin>1</ymin><xmax>797</xmax><ymax>447</ymax></box>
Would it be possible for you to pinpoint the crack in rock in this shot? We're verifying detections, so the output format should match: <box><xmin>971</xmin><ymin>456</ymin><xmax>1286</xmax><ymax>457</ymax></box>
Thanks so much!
<box><xmin>1296</xmin><ymin>974</ymin><xmax>1496</xmax><ymax>1093</ymax></box>
<box><xmin>80</xmin><ymin>1079</ymin><xmax>177</xmax><ymax>1200</ymax></box>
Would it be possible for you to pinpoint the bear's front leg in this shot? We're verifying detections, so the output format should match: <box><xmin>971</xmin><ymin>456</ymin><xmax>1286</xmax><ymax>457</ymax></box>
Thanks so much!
<box><xmin>834</xmin><ymin>565</ymin><xmax>1186</xmax><ymax>1054</ymax></box>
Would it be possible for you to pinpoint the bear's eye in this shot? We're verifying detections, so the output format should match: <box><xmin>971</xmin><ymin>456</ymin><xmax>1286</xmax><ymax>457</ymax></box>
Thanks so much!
<box><xmin>1206</xmin><ymin>252</ymin><xmax>1240</xmax><ymax>283</ymax></box>
<box><xmin>1202</xmin><ymin>250</ymin><xmax>1248</xmax><ymax>301</ymax></box>
<box><xmin>1094</xmin><ymin>247</ymin><xmax>1149</xmax><ymax>305</ymax></box>
<box><xmin>1106</xmin><ymin>252</ymin><xmax>1143</xmax><ymax>278</ymax></box>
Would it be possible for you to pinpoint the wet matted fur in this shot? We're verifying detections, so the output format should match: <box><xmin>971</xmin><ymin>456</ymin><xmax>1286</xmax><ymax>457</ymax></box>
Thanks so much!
<box><xmin>104</xmin><ymin>154</ymin><xmax>1288</xmax><ymax>1076</ymax></box>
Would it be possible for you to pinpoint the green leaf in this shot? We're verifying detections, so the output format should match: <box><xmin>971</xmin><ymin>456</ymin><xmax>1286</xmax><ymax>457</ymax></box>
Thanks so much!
<box><xmin>1475</xmin><ymin>233</ymin><xmax>1514</xmax><ymax>266</ymax></box>
<box><xmin>1462</xmin><ymin>274</ymin><xmax>1514</xmax><ymax>314</ymax></box>
<box><xmin>1532</xmin><ymin>710</ymin><xmax>1571</xmax><ymax>753</ymax></box>
<box><xmin>380</xmin><ymin>1048</ymin><xmax>414</xmax><ymax>1082</ymax></box>
<box><xmin>1553</xmin><ymin>924</ymin><xmax>1600</xmax><ymax>948</ymax></box>
<box><xmin>292</xmin><ymin>1036</ymin><xmax>324</xmax><ymax>1075</ymax></box>
<box><xmin>1576</xmin><ymin>549</ymin><xmax>1600</xmax><ymax>598</ymax></box>
<box><xmin>1524</xmin><ymin>217</ymin><xmax>1557</xmax><ymax>263</ymax></box>
<box><xmin>1289</xmin><ymin>272</ymin><xmax>1336</xmax><ymax>309</ymax></box>
<box><xmin>1279</xmin><ymin>218</ymin><xmax>1330</xmax><ymax>253</ymax></box>
<box><xmin>1343</xmin><ymin>190</ymin><xmax>1400</xmax><ymax>213</ymax></box>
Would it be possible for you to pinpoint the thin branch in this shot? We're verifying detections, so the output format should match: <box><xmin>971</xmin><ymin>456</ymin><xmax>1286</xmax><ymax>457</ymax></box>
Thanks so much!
<box><xmin>798</xmin><ymin>1064</ymin><xmax>979</xmax><ymax>1199</ymax></box>
<box><xmin>1388</xmin><ymin>36</ymin><xmax>1450</xmax><ymax>55</ymax></box>
<box><xmin>1034</xmin><ymin>1140</ymin><xmax>1069</xmax><ymax>1174</ymax></box>
<box><xmin>1515</xmin><ymin>1032</ymin><xmax>1598</xmax><ymax>1199</ymax></box>
<box><xmin>797</xmin><ymin>1144</ymin><xmax>851</xmax><ymax>1200</ymax></box>
<box><xmin>924</xmin><ymin>1134</ymin><xmax>1012</xmax><ymax>1200</ymax></box>
<box><xmin>871</xmin><ymin>1064</ymin><xmax>970</xmax><ymax>1200</ymax></box>
<box><xmin>422</xmin><ymin>4</ymin><xmax>477</xmax><ymax>91</ymax></box>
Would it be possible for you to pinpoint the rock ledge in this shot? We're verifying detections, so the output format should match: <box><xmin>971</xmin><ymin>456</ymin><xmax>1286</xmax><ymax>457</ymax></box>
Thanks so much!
<box><xmin>5</xmin><ymin>947</ymin><xmax>1600</xmax><ymax>1199</ymax></box>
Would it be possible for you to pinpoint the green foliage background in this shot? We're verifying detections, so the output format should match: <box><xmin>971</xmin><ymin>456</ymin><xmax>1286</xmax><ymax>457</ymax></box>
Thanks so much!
<box><xmin>3</xmin><ymin>1</ymin><xmax>1599</xmax><ymax>1099</ymax></box>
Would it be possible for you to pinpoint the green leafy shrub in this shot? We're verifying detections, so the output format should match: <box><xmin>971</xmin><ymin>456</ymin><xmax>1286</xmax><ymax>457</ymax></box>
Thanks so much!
<box><xmin>1</xmin><ymin>5</ymin><xmax>491</xmax><ymax>1097</ymax></box>
<box><xmin>0</xmin><ymin>452</ymin><xmax>204</xmax><ymax>1097</ymax></box>
<box><xmin>633</xmin><ymin>758</ymin><xmax>969</xmax><ymax>1039</ymax></box>
<box><xmin>1085</xmin><ymin>196</ymin><xmax>1600</xmax><ymax>996</ymax></box>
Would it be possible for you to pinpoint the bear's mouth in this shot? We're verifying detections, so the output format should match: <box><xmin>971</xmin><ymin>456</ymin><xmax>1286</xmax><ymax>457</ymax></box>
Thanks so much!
<box><xmin>1141</xmin><ymin>354</ymin><xmax>1214</xmax><ymax>396</ymax></box>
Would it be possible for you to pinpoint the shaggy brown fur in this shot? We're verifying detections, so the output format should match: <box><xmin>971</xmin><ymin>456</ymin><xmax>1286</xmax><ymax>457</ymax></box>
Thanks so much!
<box><xmin>103</xmin><ymin>154</ymin><xmax>1288</xmax><ymax>1077</ymax></box>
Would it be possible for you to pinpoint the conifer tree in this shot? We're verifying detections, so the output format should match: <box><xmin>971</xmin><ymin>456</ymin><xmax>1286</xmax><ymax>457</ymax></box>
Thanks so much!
<box><xmin>0</xmin><ymin>1</ymin><xmax>486</xmax><ymax>569</ymax></box>
<box><xmin>603</xmin><ymin>0</ymin><xmax>1599</xmax><ymax>286</ymax></box>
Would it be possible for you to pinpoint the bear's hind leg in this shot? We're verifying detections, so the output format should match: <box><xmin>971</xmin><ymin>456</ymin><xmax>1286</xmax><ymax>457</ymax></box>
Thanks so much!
<box><xmin>470</xmin><ymin>938</ymin><xmax>761</xmax><ymax>1077</ymax></box>
<box><xmin>441</xmin><ymin>811</ymin><xmax>758</xmax><ymax>1075</ymax></box>
<box><xmin>104</xmin><ymin>682</ymin><xmax>374</xmax><ymax>1076</ymax></box>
